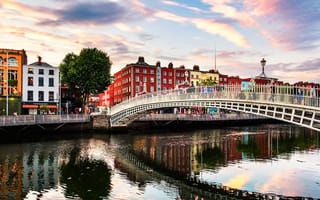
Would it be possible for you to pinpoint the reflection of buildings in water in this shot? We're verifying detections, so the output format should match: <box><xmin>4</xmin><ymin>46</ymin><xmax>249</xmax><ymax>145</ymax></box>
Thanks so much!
<box><xmin>22</xmin><ymin>149</ymin><xmax>59</xmax><ymax>194</ymax></box>
<box><xmin>133</xmin><ymin>136</ymin><xmax>192</xmax><ymax>174</ymax></box>
<box><xmin>114</xmin><ymin>156</ymin><xmax>148</xmax><ymax>188</ymax></box>
<box><xmin>0</xmin><ymin>157</ymin><xmax>23</xmax><ymax>199</ymax></box>
<box><xmin>0</xmin><ymin>144</ymin><xmax>59</xmax><ymax>199</ymax></box>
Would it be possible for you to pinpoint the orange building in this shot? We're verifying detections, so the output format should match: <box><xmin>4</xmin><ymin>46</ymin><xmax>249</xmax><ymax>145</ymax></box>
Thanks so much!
<box><xmin>0</xmin><ymin>49</ymin><xmax>27</xmax><ymax>114</ymax></box>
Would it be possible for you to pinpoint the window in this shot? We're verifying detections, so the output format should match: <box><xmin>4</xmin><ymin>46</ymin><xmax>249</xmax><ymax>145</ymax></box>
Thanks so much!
<box><xmin>135</xmin><ymin>68</ymin><xmax>139</xmax><ymax>73</ymax></box>
<box><xmin>143</xmin><ymin>69</ymin><xmax>147</xmax><ymax>74</ymax></box>
<box><xmin>177</xmin><ymin>80</ymin><xmax>180</xmax><ymax>84</ymax></box>
<box><xmin>219</xmin><ymin>78</ymin><xmax>222</xmax><ymax>81</ymax></box>
<box><xmin>49</xmin><ymin>70</ymin><xmax>54</xmax><ymax>75</ymax></box>
<box><xmin>38</xmin><ymin>91</ymin><xmax>44</xmax><ymax>101</ymax></box>
<box><xmin>49</xmin><ymin>91</ymin><xmax>54</xmax><ymax>101</ymax></box>
<box><xmin>196</xmin><ymin>75</ymin><xmax>199</xmax><ymax>79</ymax></box>
<box><xmin>181</xmin><ymin>73</ymin><xmax>184</xmax><ymax>77</ymax></box>
<box><xmin>169</xmin><ymin>72</ymin><xmax>172</xmax><ymax>76</ymax></box>
<box><xmin>163</xmin><ymin>71</ymin><xmax>167</xmax><ymax>76</ymax></box>
<box><xmin>135</xmin><ymin>76</ymin><xmax>139</xmax><ymax>82</ymax></box>
<box><xmin>150</xmin><ymin>70</ymin><xmax>154</xmax><ymax>74</ymax></box>
<box><xmin>143</xmin><ymin>77</ymin><xmax>147</xmax><ymax>83</ymax></box>
<box><xmin>0</xmin><ymin>69</ymin><xmax>3</xmax><ymax>81</ymax></box>
<box><xmin>135</xmin><ymin>85</ymin><xmax>139</xmax><ymax>92</ymax></box>
<box><xmin>0</xmin><ymin>85</ymin><xmax>3</xmax><ymax>95</ymax></box>
<box><xmin>169</xmin><ymin>79</ymin><xmax>172</xmax><ymax>84</ymax></box>
<box><xmin>163</xmin><ymin>87</ymin><xmax>166</xmax><ymax>91</ymax></box>
<box><xmin>177</xmin><ymin>73</ymin><xmax>180</xmax><ymax>77</ymax></box>
<box><xmin>28</xmin><ymin>68</ymin><xmax>33</xmax><ymax>74</ymax></box>
<box><xmin>150</xmin><ymin>77</ymin><xmax>154</xmax><ymax>83</ymax></box>
<box><xmin>191</xmin><ymin>75</ymin><xmax>194</xmax><ymax>79</ymax></box>
<box><xmin>8</xmin><ymin>70</ymin><xmax>17</xmax><ymax>80</ymax></box>
<box><xmin>224</xmin><ymin>78</ymin><xmax>227</xmax><ymax>81</ymax></box>
<box><xmin>28</xmin><ymin>77</ymin><xmax>33</xmax><ymax>86</ymax></box>
<box><xmin>163</xmin><ymin>78</ymin><xmax>167</xmax><ymax>84</ymax></box>
<box><xmin>39</xmin><ymin>77</ymin><xmax>44</xmax><ymax>86</ymax></box>
<box><xmin>49</xmin><ymin>78</ymin><xmax>54</xmax><ymax>87</ymax></box>
<box><xmin>38</xmin><ymin>69</ymin><xmax>44</xmax><ymax>75</ymax></box>
<box><xmin>27</xmin><ymin>91</ymin><xmax>33</xmax><ymax>101</ymax></box>
<box><xmin>8</xmin><ymin>57</ymin><xmax>17</xmax><ymax>67</ymax></box>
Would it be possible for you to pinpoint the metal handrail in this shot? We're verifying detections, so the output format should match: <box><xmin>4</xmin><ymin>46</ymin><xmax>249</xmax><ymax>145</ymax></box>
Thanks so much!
<box><xmin>111</xmin><ymin>84</ymin><xmax>320</xmax><ymax>115</ymax></box>
<box><xmin>0</xmin><ymin>114</ymin><xmax>91</xmax><ymax>127</ymax></box>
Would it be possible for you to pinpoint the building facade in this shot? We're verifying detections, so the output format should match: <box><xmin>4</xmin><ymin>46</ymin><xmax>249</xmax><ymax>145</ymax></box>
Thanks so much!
<box><xmin>22</xmin><ymin>57</ymin><xmax>59</xmax><ymax>114</ymax></box>
<box><xmin>0</xmin><ymin>49</ymin><xmax>27</xmax><ymax>115</ymax></box>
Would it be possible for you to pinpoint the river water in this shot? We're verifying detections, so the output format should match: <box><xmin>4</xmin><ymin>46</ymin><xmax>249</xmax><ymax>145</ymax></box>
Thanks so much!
<box><xmin>0</xmin><ymin>123</ymin><xmax>319</xmax><ymax>200</ymax></box>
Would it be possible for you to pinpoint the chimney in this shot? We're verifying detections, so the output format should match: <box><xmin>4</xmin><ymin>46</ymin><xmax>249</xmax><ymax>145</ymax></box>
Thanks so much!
<box><xmin>137</xmin><ymin>56</ymin><xmax>145</xmax><ymax>63</ymax></box>
<box><xmin>193</xmin><ymin>65</ymin><xmax>199</xmax><ymax>71</ymax></box>
<box><xmin>179</xmin><ymin>65</ymin><xmax>185</xmax><ymax>69</ymax></box>
<box><xmin>168</xmin><ymin>62</ymin><xmax>173</xmax><ymax>69</ymax></box>
<box><xmin>38</xmin><ymin>56</ymin><xmax>42</xmax><ymax>65</ymax></box>
<box><xmin>156</xmin><ymin>61</ymin><xmax>161</xmax><ymax>67</ymax></box>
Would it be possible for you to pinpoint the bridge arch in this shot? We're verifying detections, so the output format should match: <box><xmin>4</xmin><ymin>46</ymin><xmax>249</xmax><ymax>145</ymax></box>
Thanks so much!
<box><xmin>110</xmin><ymin>86</ymin><xmax>320</xmax><ymax>131</ymax></box>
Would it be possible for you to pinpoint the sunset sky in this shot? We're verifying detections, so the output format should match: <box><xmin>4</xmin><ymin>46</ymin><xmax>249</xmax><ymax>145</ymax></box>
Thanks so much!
<box><xmin>1</xmin><ymin>0</ymin><xmax>319</xmax><ymax>83</ymax></box>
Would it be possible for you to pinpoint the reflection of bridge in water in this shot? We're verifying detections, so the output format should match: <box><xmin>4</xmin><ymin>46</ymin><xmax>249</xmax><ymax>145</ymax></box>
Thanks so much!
<box><xmin>115</xmin><ymin>126</ymin><xmax>319</xmax><ymax>200</ymax></box>
<box><xmin>116</xmin><ymin>148</ymin><xmax>286</xmax><ymax>200</ymax></box>
<box><xmin>110</xmin><ymin>85</ymin><xmax>320</xmax><ymax>131</ymax></box>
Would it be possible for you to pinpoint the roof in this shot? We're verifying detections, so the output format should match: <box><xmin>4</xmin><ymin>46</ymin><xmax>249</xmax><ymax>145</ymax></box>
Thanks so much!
<box><xmin>28</xmin><ymin>61</ymin><xmax>54</xmax><ymax>68</ymax></box>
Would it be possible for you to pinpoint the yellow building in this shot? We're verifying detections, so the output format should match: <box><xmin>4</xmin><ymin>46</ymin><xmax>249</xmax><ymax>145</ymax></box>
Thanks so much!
<box><xmin>0</xmin><ymin>49</ymin><xmax>27</xmax><ymax>115</ymax></box>
<box><xmin>190</xmin><ymin>65</ymin><xmax>219</xmax><ymax>86</ymax></box>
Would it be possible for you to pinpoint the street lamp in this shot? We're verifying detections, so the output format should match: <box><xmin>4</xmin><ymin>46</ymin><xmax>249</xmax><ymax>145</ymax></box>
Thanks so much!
<box><xmin>260</xmin><ymin>58</ymin><xmax>267</xmax><ymax>77</ymax></box>
<box><xmin>184</xmin><ymin>71</ymin><xmax>189</xmax><ymax>86</ymax></box>
<box><xmin>5</xmin><ymin>51</ymin><xmax>8</xmax><ymax>116</ymax></box>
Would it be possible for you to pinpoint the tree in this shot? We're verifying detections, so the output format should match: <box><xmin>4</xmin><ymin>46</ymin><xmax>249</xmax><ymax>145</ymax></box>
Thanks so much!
<box><xmin>60</xmin><ymin>48</ymin><xmax>111</xmax><ymax>109</ymax></box>
<box><xmin>201</xmin><ymin>77</ymin><xmax>217</xmax><ymax>86</ymax></box>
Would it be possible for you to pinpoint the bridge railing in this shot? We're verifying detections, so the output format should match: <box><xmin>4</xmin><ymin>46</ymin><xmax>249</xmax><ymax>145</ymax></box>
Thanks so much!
<box><xmin>138</xmin><ymin>113</ymin><xmax>266</xmax><ymax>121</ymax></box>
<box><xmin>111</xmin><ymin>84</ymin><xmax>320</xmax><ymax>115</ymax></box>
<box><xmin>0</xmin><ymin>114</ymin><xmax>91</xmax><ymax>127</ymax></box>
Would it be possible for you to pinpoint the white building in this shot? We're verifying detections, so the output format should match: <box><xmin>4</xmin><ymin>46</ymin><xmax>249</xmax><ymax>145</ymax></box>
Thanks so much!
<box><xmin>22</xmin><ymin>57</ymin><xmax>59</xmax><ymax>114</ymax></box>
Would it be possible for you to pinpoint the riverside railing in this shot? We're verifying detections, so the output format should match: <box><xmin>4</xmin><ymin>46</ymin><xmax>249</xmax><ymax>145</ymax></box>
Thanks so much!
<box><xmin>111</xmin><ymin>84</ymin><xmax>320</xmax><ymax>115</ymax></box>
<box><xmin>138</xmin><ymin>113</ymin><xmax>266</xmax><ymax>121</ymax></box>
<box><xmin>0</xmin><ymin>114</ymin><xmax>91</xmax><ymax>127</ymax></box>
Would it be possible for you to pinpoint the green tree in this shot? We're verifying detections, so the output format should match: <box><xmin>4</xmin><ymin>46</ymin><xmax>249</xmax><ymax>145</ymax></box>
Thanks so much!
<box><xmin>200</xmin><ymin>77</ymin><xmax>217</xmax><ymax>86</ymax></box>
<box><xmin>60</xmin><ymin>48</ymin><xmax>111</xmax><ymax>108</ymax></box>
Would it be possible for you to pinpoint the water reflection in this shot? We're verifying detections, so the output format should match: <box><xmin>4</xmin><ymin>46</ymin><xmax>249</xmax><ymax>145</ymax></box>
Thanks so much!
<box><xmin>0</xmin><ymin>124</ymin><xmax>319</xmax><ymax>199</ymax></box>
<box><xmin>128</xmin><ymin>125</ymin><xmax>320</xmax><ymax>198</ymax></box>
<box><xmin>60</xmin><ymin>147</ymin><xmax>111</xmax><ymax>200</ymax></box>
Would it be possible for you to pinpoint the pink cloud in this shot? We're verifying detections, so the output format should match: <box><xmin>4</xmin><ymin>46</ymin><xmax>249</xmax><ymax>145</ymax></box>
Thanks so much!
<box><xmin>0</xmin><ymin>0</ymin><xmax>56</xmax><ymax>20</ymax></box>
<box><xmin>154</xmin><ymin>10</ymin><xmax>188</xmax><ymax>23</ymax></box>
<box><xmin>191</xmin><ymin>18</ymin><xmax>250</xmax><ymax>48</ymax></box>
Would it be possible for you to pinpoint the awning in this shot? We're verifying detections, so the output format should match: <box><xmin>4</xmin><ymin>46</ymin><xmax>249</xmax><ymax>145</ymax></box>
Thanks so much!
<box><xmin>22</xmin><ymin>105</ymin><xmax>57</xmax><ymax>109</ymax></box>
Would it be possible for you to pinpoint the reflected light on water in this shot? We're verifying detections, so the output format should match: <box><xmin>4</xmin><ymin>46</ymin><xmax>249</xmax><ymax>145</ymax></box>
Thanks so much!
<box><xmin>225</xmin><ymin>174</ymin><xmax>252</xmax><ymax>189</ymax></box>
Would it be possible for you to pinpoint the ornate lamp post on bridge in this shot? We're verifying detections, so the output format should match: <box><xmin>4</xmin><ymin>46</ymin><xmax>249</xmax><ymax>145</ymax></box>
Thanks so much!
<box><xmin>260</xmin><ymin>58</ymin><xmax>267</xmax><ymax>78</ymax></box>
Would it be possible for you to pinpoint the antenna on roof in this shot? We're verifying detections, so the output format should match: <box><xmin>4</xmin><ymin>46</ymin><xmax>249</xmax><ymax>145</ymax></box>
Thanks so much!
<box><xmin>214</xmin><ymin>47</ymin><xmax>217</xmax><ymax>71</ymax></box>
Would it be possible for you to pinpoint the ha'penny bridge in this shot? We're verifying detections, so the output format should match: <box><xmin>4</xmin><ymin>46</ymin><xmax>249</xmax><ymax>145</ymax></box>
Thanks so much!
<box><xmin>1</xmin><ymin>84</ymin><xmax>320</xmax><ymax>132</ymax></box>
<box><xmin>110</xmin><ymin>84</ymin><xmax>320</xmax><ymax>131</ymax></box>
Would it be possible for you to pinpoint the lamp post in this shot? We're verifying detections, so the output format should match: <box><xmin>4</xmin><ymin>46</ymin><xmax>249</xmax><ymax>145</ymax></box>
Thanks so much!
<box><xmin>184</xmin><ymin>71</ymin><xmax>189</xmax><ymax>86</ymax></box>
<box><xmin>6</xmin><ymin>51</ymin><xmax>8</xmax><ymax>116</ymax></box>
<box><xmin>260</xmin><ymin>58</ymin><xmax>267</xmax><ymax>77</ymax></box>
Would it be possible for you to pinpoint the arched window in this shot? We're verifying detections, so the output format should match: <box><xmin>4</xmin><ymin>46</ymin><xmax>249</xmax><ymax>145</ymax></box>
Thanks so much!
<box><xmin>0</xmin><ymin>57</ymin><xmax>3</xmax><ymax>66</ymax></box>
<box><xmin>8</xmin><ymin>57</ymin><xmax>18</xmax><ymax>67</ymax></box>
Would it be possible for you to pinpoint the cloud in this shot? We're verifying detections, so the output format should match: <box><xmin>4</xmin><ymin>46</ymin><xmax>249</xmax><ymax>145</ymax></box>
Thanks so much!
<box><xmin>39</xmin><ymin>2</ymin><xmax>128</xmax><ymax>25</ymax></box>
<box><xmin>114</xmin><ymin>23</ymin><xmax>143</xmax><ymax>33</ymax></box>
<box><xmin>201</xmin><ymin>0</ymin><xmax>320</xmax><ymax>51</ymax></box>
<box><xmin>162</xmin><ymin>1</ymin><xmax>205</xmax><ymax>13</ymax></box>
<box><xmin>191</xmin><ymin>18</ymin><xmax>250</xmax><ymax>48</ymax></box>
<box><xmin>0</xmin><ymin>0</ymin><xmax>56</xmax><ymax>19</ymax></box>
<box><xmin>154</xmin><ymin>10</ymin><xmax>188</xmax><ymax>23</ymax></box>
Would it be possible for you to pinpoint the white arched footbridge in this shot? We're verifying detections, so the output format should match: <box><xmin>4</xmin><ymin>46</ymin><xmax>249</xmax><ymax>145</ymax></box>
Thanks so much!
<box><xmin>110</xmin><ymin>85</ymin><xmax>320</xmax><ymax>131</ymax></box>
